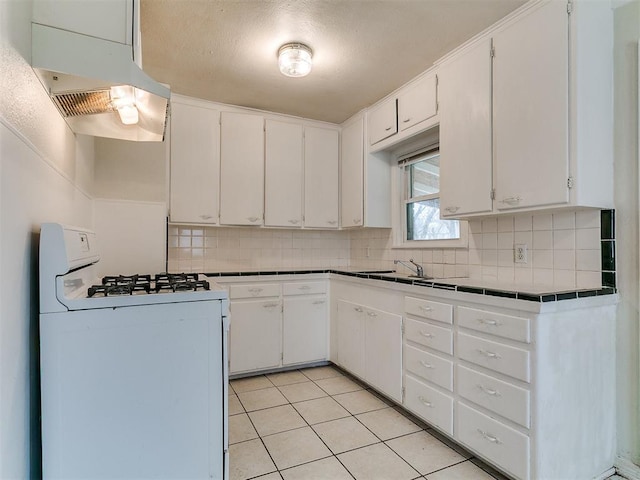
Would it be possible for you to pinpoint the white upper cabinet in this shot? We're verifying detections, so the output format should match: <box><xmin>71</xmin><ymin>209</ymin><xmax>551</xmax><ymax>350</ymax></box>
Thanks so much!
<box><xmin>398</xmin><ymin>73</ymin><xmax>438</xmax><ymax>132</ymax></box>
<box><xmin>341</xmin><ymin>116</ymin><xmax>364</xmax><ymax>227</ymax></box>
<box><xmin>437</xmin><ymin>0</ymin><xmax>613</xmax><ymax>217</ymax></box>
<box><xmin>265</xmin><ymin>120</ymin><xmax>303</xmax><ymax>227</ymax></box>
<box><xmin>170</xmin><ymin>101</ymin><xmax>220</xmax><ymax>224</ymax></box>
<box><xmin>493</xmin><ymin>0</ymin><xmax>569</xmax><ymax>211</ymax></box>
<box><xmin>220</xmin><ymin>111</ymin><xmax>265</xmax><ymax>226</ymax></box>
<box><xmin>304</xmin><ymin>126</ymin><xmax>340</xmax><ymax>228</ymax></box>
<box><xmin>368</xmin><ymin>97</ymin><xmax>397</xmax><ymax>145</ymax></box>
<box><xmin>439</xmin><ymin>39</ymin><xmax>493</xmax><ymax>217</ymax></box>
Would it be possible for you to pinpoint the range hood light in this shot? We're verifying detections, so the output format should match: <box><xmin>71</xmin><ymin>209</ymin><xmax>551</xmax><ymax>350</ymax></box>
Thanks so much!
<box><xmin>117</xmin><ymin>105</ymin><xmax>139</xmax><ymax>125</ymax></box>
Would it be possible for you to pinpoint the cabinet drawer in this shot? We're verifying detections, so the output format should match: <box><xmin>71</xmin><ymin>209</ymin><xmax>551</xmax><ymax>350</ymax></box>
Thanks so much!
<box><xmin>404</xmin><ymin>318</ymin><xmax>453</xmax><ymax>355</ymax></box>
<box><xmin>368</xmin><ymin>98</ymin><xmax>397</xmax><ymax>145</ymax></box>
<box><xmin>405</xmin><ymin>297</ymin><xmax>452</xmax><ymax>324</ymax></box>
<box><xmin>458</xmin><ymin>333</ymin><xmax>530</xmax><ymax>382</ymax></box>
<box><xmin>457</xmin><ymin>365</ymin><xmax>530</xmax><ymax>428</ymax></box>
<box><xmin>404</xmin><ymin>375</ymin><xmax>453</xmax><ymax>435</ymax></box>
<box><xmin>230</xmin><ymin>283</ymin><xmax>280</xmax><ymax>299</ymax></box>
<box><xmin>282</xmin><ymin>281</ymin><xmax>326</xmax><ymax>296</ymax></box>
<box><xmin>457</xmin><ymin>403</ymin><xmax>530</xmax><ymax>480</ymax></box>
<box><xmin>405</xmin><ymin>345</ymin><xmax>453</xmax><ymax>391</ymax></box>
<box><xmin>458</xmin><ymin>307</ymin><xmax>530</xmax><ymax>343</ymax></box>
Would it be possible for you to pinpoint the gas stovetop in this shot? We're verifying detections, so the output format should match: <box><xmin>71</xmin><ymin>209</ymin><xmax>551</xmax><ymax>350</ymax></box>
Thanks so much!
<box><xmin>88</xmin><ymin>273</ymin><xmax>211</xmax><ymax>298</ymax></box>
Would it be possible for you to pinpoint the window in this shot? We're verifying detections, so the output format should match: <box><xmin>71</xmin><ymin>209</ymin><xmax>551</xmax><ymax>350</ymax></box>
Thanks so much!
<box><xmin>395</xmin><ymin>148</ymin><xmax>465</xmax><ymax>247</ymax></box>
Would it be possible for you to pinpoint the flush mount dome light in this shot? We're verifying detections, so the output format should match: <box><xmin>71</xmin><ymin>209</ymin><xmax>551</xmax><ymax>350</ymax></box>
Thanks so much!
<box><xmin>278</xmin><ymin>43</ymin><xmax>313</xmax><ymax>77</ymax></box>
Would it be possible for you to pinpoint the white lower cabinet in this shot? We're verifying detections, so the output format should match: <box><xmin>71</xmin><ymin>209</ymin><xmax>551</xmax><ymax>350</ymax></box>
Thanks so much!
<box><xmin>229</xmin><ymin>297</ymin><xmax>282</xmax><ymax>374</ymax></box>
<box><xmin>283</xmin><ymin>293</ymin><xmax>327</xmax><ymax>366</ymax></box>
<box><xmin>336</xmin><ymin>299</ymin><xmax>402</xmax><ymax>402</ymax></box>
<box><xmin>404</xmin><ymin>374</ymin><xmax>453</xmax><ymax>435</ymax></box>
<box><xmin>226</xmin><ymin>278</ymin><xmax>328</xmax><ymax>375</ymax></box>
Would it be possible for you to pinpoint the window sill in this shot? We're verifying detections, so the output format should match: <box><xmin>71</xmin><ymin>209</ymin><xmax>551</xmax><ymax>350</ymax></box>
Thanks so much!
<box><xmin>392</xmin><ymin>236</ymin><xmax>469</xmax><ymax>249</ymax></box>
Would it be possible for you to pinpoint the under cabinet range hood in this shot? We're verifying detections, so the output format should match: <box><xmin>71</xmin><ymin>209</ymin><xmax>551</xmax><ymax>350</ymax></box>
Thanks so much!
<box><xmin>31</xmin><ymin>19</ymin><xmax>170</xmax><ymax>142</ymax></box>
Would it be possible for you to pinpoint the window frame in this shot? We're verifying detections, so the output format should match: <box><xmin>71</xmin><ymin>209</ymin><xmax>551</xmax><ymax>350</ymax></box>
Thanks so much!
<box><xmin>391</xmin><ymin>144</ymin><xmax>468</xmax><ymax>249</ymax></box>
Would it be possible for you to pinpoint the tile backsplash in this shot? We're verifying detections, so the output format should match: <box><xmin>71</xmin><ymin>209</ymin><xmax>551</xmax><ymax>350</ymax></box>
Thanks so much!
<box><xmin>168</xmin><ymin>209</ymin><xmax>612</xmax><ymax>290</ymax></box>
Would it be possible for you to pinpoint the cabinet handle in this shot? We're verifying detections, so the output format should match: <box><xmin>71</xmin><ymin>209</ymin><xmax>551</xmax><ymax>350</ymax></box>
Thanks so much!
<box><xmin>288</xmin><ymin>219</ymin><xmax>300</xmax><ymax>225</ymax></box>
<box><xmin>402</xmin><ymin>118</ymin><xmax>411</xmax><ymax>123</ymax></box>
<box><xmin>478</xmin><ymin>318</ymin><xmax>499</xmax><ymax>326</ymax></box>
<box><xmin>419</xmin><ymin>360</ymin><xmax>434</xmax><ymax>369</ymax></box>
<box><xmin>200</xmin><ymin>214</ymin><xmax>213</xmax><ymax>220</ymax></box>
<box><xmin>247</xmin><ymin>216</ymin><xmax>260</xmax><ymax>223</ymax></box>
<box><xmin>477</xmin><ymin>348</ymin><xmax>501</xmax><ymax>359</ymax></box>
<box><xmin>367</xmin><ymin>311</ymin><xmax>378</xmax><ymax>317</ymax></box>
<box><xmin>444</xmin><ymin>206</ymin><xmax>459</xmax><ymax>214</ymax></box>
<box><xmin>312</xmin><ymin>300</ymin><xmax>326</xmax><ymax>305</ymax></box>
<box><xmin>418</xmin><ymin>396</ymin><xmax>433</xmax><ymax>407</ymax></box>
<box><xmin>248</xmin><ymin>287</ymin><xmax>263</xmax><ymax>295</ymax></box>
<box><xmin>262</xmin><ymin>302</ymin><xmax>280</xmax><ymax>308</ymax></box>
<box><xmin>354</xmin><ymin>307</ymin><xmax>364</xmax><ymax>312</ymax></box>
<box><xmin>477</xmin><ymin>429</ymin><xmax>502</xmax><ymax>444</ymax></box>
<box><xmin>385</xmin><ymin>126</ymin><xmax>392</xmax><ymax>131</ymax></box>
<box><xmin>419</xmin><ymin>305</ymin><xmax>433</xmax><ymax>312</ymax></box>
<box><xmin>499</xmin><ymin>196</ymin><xmax>522</xmax><ymax>206</ymax></box>
<box><xmin>477</xmin><ymin>384</ymin><xmax>501</xmax><ymax>397</ymax></box>
<box><xmin>298</xmin><ymin>285</ymin><xmax>311</xmax><ymax>291</ymax></box>
<box><xmin>327</xmin><ymin>220</ymin><xmax>338</xmax><ymax>225</ymax></box>
<box><xmin>353</xmin><ymin>218</ymin><xmax>362</xmax><ymax>224</ymax></box>
<box><xmin>419</xmin><ymin>331</ymin><xmax>434</xmax><ymax>338</ymax></box>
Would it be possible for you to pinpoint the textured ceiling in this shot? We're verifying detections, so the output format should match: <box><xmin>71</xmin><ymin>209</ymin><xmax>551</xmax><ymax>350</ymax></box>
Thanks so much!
<box><xmin>141</xmin><ymin>0</ymin><xmax>525</xmax><ymax>124</ymax></box>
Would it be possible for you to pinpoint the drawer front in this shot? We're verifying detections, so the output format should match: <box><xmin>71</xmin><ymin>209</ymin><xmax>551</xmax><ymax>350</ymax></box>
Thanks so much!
<box><xmin>458</xmin><ymin>306</ymin><xmax>530</xmax><ymax>343</ymax></box>
<box><xmin>405</xmin><ymin>345</ymin><xmax>453</xmax><ymax>391</ymax></box>
<box><xmin>458</xmin><ymin>333</ymin><xmax>530</xmax><ymax>382</ymax></box>
<box><xmin>405</xmin><ymin>297</ymin><xmax>453</xmax><ymax>324</ymax></box>
<box><xmin>230</xmin><ymin>283</ymin><xmax>281</xmax><ymax>299</ymax></box>
<box><xmin>457</xmin><ymin>365</ymin><xmax>530</xmax><ymax>428</ymax></box>
<box><xmin>404</xmin><ymin>318</ymin><xmax>453</xmax><ymax>355</ymax></box>
<box><xmin>457</xmin><ymin>403</ymin><xmax>530</xmax><ymax>480</ymax></box>
<box><xmin>404</xmin><ymin>375</ymin><xmax>453</xmax><ymax>435</ymax></box>
<box><xmin>282</xmin><ymin>281</ymin><xmax>326</xmax><ymax>296</ymax></box>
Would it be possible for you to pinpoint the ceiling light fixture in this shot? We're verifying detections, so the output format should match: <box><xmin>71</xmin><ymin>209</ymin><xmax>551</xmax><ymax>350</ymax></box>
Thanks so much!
<box><xmin>278</xmin><ymin>43</ymin><xmax>313</xmax><ymax>78</ymax></box>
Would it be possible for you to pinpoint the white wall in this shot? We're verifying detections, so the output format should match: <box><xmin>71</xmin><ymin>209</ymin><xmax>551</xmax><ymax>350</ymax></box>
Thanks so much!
<box><xmin>0</xmin><ymin>0</ymin><xmax>95</xmax><ymax>478</ymax></box>
<box><xmin>613</xmin><ymin>0</ymin><xmax>640</xmax><ymax>471</ymax></box>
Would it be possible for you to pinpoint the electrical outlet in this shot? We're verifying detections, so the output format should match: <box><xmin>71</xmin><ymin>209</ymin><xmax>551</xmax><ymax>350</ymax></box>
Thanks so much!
<box><xmin>514</xmin><ymin>244</ymin><xmax>528</xmax><ymax>264</ymax></box>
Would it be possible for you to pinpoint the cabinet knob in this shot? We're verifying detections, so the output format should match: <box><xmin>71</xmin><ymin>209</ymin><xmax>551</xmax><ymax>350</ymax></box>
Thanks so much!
<box><xmin>288</xmin><ymin>219</ymin><xmax>300</xmax><ymax>225</ymax></box>
<box><xmin>418</xmin><ymin>396</ymin><xmax>433</xmax><ymax>408</ymax></box>
<box><xmin>477</xmin><ymin>384</ymin><xmax>501</xmax><ymax>397</ymax></box>
<box><xmin>477</xmin><ymin>348</ymin><xmax>501</xmax><ymax>359</ymax></box>
<box><xmin>419</xmin><ymin>331</ymin><xmax>434</xmax><ymax>339</ymax></box>
<box><xmin>353</xmin><ymin>218</ymin><xmax>362</xmax><ymax>224</ymax></box>
<box><xmin>327</xmin><ymin>220</ymin><xmax>337</xmax><ymax>225</ymax></box>
<box><xmin>298</xmin><ymin>285</ymin><xmax>311</xmax><ymax>291</ymax></box>
<box><xmin>248</xmin><ymin>287</ymin><xmax>263</xmax><ymax>295</ymax></box>
<box><xmin>402</xmin><ymin>118</ymin><xmax>411</xmax><ymax>123</ymax></box>
<box><xmin>247</xmin><ymin>216</ymin><xmax>260</xmax><ymax>223</ymax></box>
<box><xmin>312</xmin><ymin>300</ymin><xmax>326</xmax><ymax>305</ymax></box>
<box><xmin>354</xmin><ymin>307</ymin><xmax>364</xmax><ymax>313</ymax></box>
<box><xmin>200</xmin><ymin>214</ymin><xmax>213</xmax><ymax>220</ymax></box>
<box><xmin>419</xmin><ymin>360</ymin><xmax>434</xmax><ymax>369</ymax></box>
<box><xmin>384</xmin><ymin>126</ymin><xmax>392</xmax><ymax>131</ymax></box>
<box><xmin>262</xmin><ymin>302</ymin><xmax>280</xmax><ymax>309</ymax></box>
<box><xmin>477</xmin><ymin>318</ymin><xmax>499</xmax><ymax>327</ymax></box>
<box><xmin>444</xmin><ymin>206</ymin><xmax>459</xmax><ymax>214</ymax></box>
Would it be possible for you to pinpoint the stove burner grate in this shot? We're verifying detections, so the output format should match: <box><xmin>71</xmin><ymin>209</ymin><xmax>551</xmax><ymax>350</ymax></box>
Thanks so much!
<box><xmin>87</xmin><ymin>273</ymin><xmax>209</xmax><ymax>297</ymax></box>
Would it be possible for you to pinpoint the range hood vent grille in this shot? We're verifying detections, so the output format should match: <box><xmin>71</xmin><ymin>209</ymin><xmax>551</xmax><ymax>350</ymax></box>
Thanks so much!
<box><xmin>52</xmin><ymin>90</ymin><xmax>115</xmax><ymax>118</ymax></box>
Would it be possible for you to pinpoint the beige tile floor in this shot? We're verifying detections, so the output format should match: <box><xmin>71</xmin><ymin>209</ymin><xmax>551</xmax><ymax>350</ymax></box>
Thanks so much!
<box><xmin>228</xmin><ymin>365</ymin><xmax>512</xmax><ymax>480</ymax></box>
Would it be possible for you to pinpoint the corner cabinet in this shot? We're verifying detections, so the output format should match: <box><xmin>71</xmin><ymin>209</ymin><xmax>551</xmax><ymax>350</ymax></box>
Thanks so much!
<box><xmin>265</xmin><ymin>119</ymin><xmax>303</xmax><ymax>227</ymax></box>
<box><xmin>304</xmin><ymin>126</ymin><xmax>339</xmax><ymax>228</ymax></box>
<box><xmin>439</xmin><ymin>0</ymin><xmax>613</xmax><ymax>218</ymax></box>
<box><xmin>220</xmin><ymin>111</ymin><xmax>265</xmax><ymax>226</ymax></box>
<box><xmin>169</xmin><ymin>100</ymin><xmax>220</xmax><ymax>224</ymax></box>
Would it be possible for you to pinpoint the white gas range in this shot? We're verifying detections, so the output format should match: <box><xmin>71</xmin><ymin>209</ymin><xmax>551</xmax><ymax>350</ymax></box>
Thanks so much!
<box><xmin>39</xmin><ymin>223</ymin><xmax>230</xmax><ymax>480</ymax></box>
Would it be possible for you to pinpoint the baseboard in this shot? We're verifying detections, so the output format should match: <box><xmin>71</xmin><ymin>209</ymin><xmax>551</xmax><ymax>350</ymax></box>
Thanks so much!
<box><xmin>616</xmin><ymin>456</ymin><xmax>640</xmax><ymax>480</ymax></box>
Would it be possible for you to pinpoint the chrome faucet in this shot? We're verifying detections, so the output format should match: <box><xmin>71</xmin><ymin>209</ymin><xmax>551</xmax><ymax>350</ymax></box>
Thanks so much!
<box><xmin>394</xmin><ymin>259</ymin><xmax>424</xmax><ymax>278</ymax></box>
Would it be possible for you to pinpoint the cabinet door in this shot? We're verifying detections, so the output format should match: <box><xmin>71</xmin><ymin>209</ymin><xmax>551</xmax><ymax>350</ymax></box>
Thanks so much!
<box><xmin>439</xmin><ymin>39</ymin><xmax>493</xmax><ymax>217</ymax></box>
<box><xmin>229</xmin><ymin>298</ymin><xmax>281</xmax><ymax>374</ymax></box>
<box><xmin>304</xmin><ymin>127</ymin><xmax>339</xmax><ymax>228</ymax></box>
<box><xmin>397</xmin><ymin>73</ymin><xmax>437</xmax><ymax>132</ymax></box>
<box><xmin>170</xmin><ymin>102</ymin><xmax>220</xmax><ymax>224</ymax></box>
<box><xmin>364</xmin><ymin>307</ymin><xmax>403</xmax><ymax>402</ymax></box>
<box><xmin>265</xmin><ymin>120</ymin><xmax>303</xmax><ymax>227</ymax></box>
<box><xmin>336</xmin><ymin>300</ymin><xmax>365</xmax><ymax>379</ymax></box>
<box><xmin>340</xmin><ymin>117</ymin><xmax>364</xmax><ymax>227</ymax></box>
<box><xmin>220</xmin><ymin>111</ymin><xmax>264</xmax><ymax>225</ymax></box>
<box><xmin>493</xmin><ymin>0</ymin><xmax>569</xmax><ymax>210</ymax></box>
<box><xmin>283</xmin><ymin>296</ymin><xmax>328</xmax><ymax>365</ymax></box>
<box><xmin>368</xmin><ymin>97</ymin><xmax>397</xmax><ymax>145</ymax></box>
